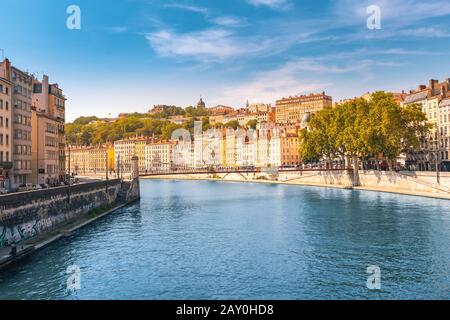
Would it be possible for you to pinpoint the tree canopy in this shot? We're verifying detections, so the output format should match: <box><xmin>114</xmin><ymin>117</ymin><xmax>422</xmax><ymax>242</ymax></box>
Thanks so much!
<box><xmin>300</xmin><ymin>92</ymin><xmax>431</xmax><ymax>169</ymax></box>
<box><xmin>66</xmin><ymin>110</ymin><xmax>241</xmax><ymax>145</ymax></box>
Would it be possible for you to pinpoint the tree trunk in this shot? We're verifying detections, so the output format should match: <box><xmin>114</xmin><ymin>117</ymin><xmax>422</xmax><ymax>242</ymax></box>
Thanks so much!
<box><xmin>387</xmin><ymin>159</ymin><xmax>393</xmax><ymax>171</ymax></box>
<box><xmin>352</xmin><ymin>155</ymin><xmax>361</xmax><ymax>186</ymax></box>
<box><xmin>345</xmin><ymin>155</ymin><xmax>351</xmax><ymax>170</ymax></box>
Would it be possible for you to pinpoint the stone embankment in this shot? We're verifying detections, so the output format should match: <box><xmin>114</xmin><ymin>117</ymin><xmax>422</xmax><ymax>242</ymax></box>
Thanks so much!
<box><xmin>144</xmin><ymin>170</ymin><xmax>450</xmax><ymax>200</ymax></box>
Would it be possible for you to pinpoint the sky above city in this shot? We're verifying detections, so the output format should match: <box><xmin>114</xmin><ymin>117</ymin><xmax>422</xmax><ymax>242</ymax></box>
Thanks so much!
<box><xmin>1</xmin><ymin>0</ymin><xmax>450</xmax><ymax>121</ymax></box>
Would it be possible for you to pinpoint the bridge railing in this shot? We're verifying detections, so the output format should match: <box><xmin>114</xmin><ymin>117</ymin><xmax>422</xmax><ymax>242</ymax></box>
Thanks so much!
<box><xmin>140</xmin><ymin>166</ymin><xmax>353</xmax><ymax>176</ymax></box>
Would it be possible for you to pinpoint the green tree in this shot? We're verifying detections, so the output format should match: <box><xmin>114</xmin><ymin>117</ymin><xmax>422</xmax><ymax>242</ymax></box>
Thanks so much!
<box><xmin>224</xmin><ymin>120</ymin><xmax>240</xmax><ymax>130</ymax></box>
<box><xmin>299</xmin><ymin>92</ymin><xmax>430</xmax><ymax>175</ymax></box>
<box><xmin>245</xmin><ymin>119</ymin><xmax>258</xmax><ymax>130</ymax></box>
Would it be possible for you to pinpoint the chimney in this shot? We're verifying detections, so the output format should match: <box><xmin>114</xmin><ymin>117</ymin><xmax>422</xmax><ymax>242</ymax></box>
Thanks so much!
<box><xmin>1</xmin><ymin>58</ymin><xmax>11</xmax><ymax>79</ymax></box>
<box><xmin>418</xmin><ymin>84</ymin><xmax>426</xmax><ymax>91</ymax></box>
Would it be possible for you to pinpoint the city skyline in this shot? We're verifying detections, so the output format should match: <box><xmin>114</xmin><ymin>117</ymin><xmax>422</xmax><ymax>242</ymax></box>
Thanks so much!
<box><xmin>1</xmin><ymin>0</ymin><xmax>450</xmax><ymax>122</ymax></box>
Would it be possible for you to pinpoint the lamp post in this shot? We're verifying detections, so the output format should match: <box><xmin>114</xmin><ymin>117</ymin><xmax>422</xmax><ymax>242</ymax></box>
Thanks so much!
<box><xmin>436</xmin><ymin>118</ymin><xmax>441</xmax><ymax>184</ymax></box>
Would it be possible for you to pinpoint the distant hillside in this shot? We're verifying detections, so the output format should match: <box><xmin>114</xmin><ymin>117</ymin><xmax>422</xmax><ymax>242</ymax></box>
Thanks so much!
<box><xmin>65</xmin><ymin>107</ymin><xmax>214</xmax><ymax>146</ymax></box>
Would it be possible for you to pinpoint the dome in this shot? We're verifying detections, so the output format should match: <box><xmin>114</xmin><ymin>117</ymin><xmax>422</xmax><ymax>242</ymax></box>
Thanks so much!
<box><xmin>197</xmin><ymin>97</ymin><xmax>206</xmax><ymax>109</ymax></box>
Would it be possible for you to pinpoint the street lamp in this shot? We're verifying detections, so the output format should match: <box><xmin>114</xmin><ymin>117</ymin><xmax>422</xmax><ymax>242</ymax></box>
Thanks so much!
<box><xmin>436</xmin><ymin>116</ymin><xmax>441</xmax><ymax>184</ymax></box>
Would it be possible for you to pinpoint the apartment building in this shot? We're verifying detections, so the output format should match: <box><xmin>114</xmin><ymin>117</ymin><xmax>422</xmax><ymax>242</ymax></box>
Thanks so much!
<box><xmin>0</xmin><ymin>59</ymin><xmax>33</xmax><ymax>188</ymax></box>
<box><xmin>173</xmin><ymin>139</ymin><xmax>194</xmax><ymax>169</ymax></box>
<box><xmin>114</xmin><ymin>138</ymin><xmax>138</xmax><ymax>175</ymax></box>
<box><xmin>66</xmin><ymin>145</ymin><xmax>114</xmax><ymax>176</ymax></box>
<box><xmin>403</xmin><ymin>78</ymin><xmax>450</xmax><ymax>171</ymax></box>
<box><xmin>225</xmin><ymin>128</ymin><xmax>238</xmax><ymax>167</ymax></box>
<box><xmin>276</xmin><ymin>92</ymin><xmax>332</xmax><ymax>124</ymax></box>
<box><xmin>30</xmin><ymin>108</ymin><xmax>61</xmax><ymax>184</ymax></box>
<box><xmin>32</xmin><ymin>75</ymin><xmax>66</xmax><ymax>183</ymax></box>
<box><xmin>0</xmin><ymin>76</ymin><xmax>13</xmax><ymax>190</ymax></box>
<box><xmin>144</xmin><ymin>141</ymin><xmax>174</xmax><ymax>173</ymax></box>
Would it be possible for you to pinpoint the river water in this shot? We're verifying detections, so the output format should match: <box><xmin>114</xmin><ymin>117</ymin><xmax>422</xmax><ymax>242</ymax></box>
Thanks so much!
<box><xmin>1</xmin><ymin>179</ymin><xmax>450</xmax><ymax>300</ymax></box>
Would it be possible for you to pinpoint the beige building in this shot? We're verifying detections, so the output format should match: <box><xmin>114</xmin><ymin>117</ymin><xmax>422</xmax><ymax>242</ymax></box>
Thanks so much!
<box><xmin>31</xmin><ymin>108</ymin><xmax>60</xmax><ymax>184</ymax></box>
<box><xmin>0</xmin><ymin>58</ymin><xmax>33</xmax><ymax>188</ymax></box>
<box><xmin>33</xmin><ymin>75</ymin><xmax>66</xmax><ymax>179</ymax></box>
<box><xmin>403</xmin><ymin>79</ymin><xmax>450</xmax><ymax>171</ymax></box>
<box><xmin>114</xmin><ymin>138</ymin><xmax>138</xmax><ymax>175</ymax></box>
<box><xmin>0</xmin><ymin>76</ymin><xmax>13</xmax><ymax>190</ymax></box>
<box><xmin>144</xmin><ymin>141</ymin><xmax>174</xmax><ymax>173</ymax></box>
<box><xmin>247</xmin><ymin>103</ymin><xmax>272</xmax><ymax>113</ymax></box>
<box><xmin>276</xmin><ymin>92</ymin><xmax>332</xmax><ymax>124</ymax></box>
<box><xmin>66</xmin><ymin>145</ymin><xmax>113</xmax><ymax>176</ymax></box>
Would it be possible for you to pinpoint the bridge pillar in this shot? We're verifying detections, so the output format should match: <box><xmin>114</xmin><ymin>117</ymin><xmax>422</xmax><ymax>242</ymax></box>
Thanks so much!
<box><xmin>131</xmin><ymin>156</ymin><xmax>139</xmax><ymax>180</ymax></box>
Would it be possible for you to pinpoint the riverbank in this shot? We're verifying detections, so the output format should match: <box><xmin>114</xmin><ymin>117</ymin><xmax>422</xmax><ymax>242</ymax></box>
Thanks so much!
<box><xmin>0</xmin><ymin>201</ymin><xmax>133</xmax><ymax>270</ymax></box>
<box><xmin>143</xmin><ymin>171</ymin><xmax>450</xmax><ymax>201</ymax></box>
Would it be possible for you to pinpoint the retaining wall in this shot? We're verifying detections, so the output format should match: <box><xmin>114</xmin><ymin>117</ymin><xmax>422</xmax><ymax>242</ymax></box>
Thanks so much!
<box><xmin>0</xmin><ymin>179</ymin><xmax>139</xmax><ymax>248</ymax></box>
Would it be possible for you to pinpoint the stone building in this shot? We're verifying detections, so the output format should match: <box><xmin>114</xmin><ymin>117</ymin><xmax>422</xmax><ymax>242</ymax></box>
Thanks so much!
<box><xmin>32</xmin><ymin>75</ymin><xmax>66</xmax><ymax>182</ymax></box>
<box><xmin>30</xmin><ymin>107</ymin><xmax>60</xmax><ymax>185</ymax></box>
<box><xmin>66</xmin><ymin>144</ymin><xmax>114</xmax><ymax>176</ymax></box>
<box><xmin>0</xmin><ymin>75</ymin><xmax>13</xmax><ymax>191</ymax></box>
<box><xmin>144</xmin><ymin>141</ymin><xmax>174</xmax><ymax>173</ymax></box>
<box><xmin>0</xmin><ymin>58</ymin><xmax>33</xmax><ymax>189</ymax></box>
<box><xmin>276</xmin><ymin>92</ymin><xmax>332</xmax><ymax>124</ymax></box>
<box><xmin>403</xmin><ymin>78</ymin><xmax>450</xmax><ymax>171</ymax></box>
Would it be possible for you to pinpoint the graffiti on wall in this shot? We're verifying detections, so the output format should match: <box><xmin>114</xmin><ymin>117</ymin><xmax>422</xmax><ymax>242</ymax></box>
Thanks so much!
<box><xmin>0</xmin><ymin>221</ymin><xmax>38</xmax><ymax>247</ymax></box>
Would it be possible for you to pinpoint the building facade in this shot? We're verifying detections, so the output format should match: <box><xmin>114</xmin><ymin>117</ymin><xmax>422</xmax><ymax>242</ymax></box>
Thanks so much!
<box><xmin>30</xmin><ymin>108</ymin><xmax>60</xmax><ymax>185</ymax></box>
<box><xmin>144</xmin><ymin>141</ymin><xmax>174</xmax><ymax>173</ymax></box>
<box><xmin>403</xmin><ymin>79</ymin><xmax>450</xmax><ymax>171</ymax></box>
<box><xmin>276</xmin><ymin>92</ymin><xmax>332</xmax><ymax>124</ymax></box>
<box><xmin>0</xmin><ymin>59</ymin><xmax>33</xmax><ymax>189</ymax></box>
<box><xmin>0</xmin><ymin>76</ymin><xmax>13</xmax><ymax>190</ymax></box>
<box><xmin>114</xmin><ymin>138</ymin><xmax>138</xmax><ymax>175</ymax></box>
<box><xmin>32</xmin><ymin>75</ymin><xmax>66</xmax><ymax>182</ymax></box>
<box><xmin>66</xmin><ymin>144</ymin><xmax>114</xmax><ymax>176</ymax></box>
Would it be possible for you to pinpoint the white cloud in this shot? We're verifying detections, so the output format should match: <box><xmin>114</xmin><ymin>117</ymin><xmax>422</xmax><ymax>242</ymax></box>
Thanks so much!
<box><xmin>334</xmin><ymin>0</ymin><xmax>450</xmax><ymax>26</ymax></box>
<box><xmin>211</xmin><ymin>16</ymin><xmax>246</xmax><ymax>27</ymax></box>
<box><xmin>247</xmin><ymin>0</ymin><xmax>292</xmax><ymax>10</ymax></box>
<box><xmin>146</xmin><ymin>28</ymin><xmax>273</xmax><ymax>61</ymax></box>
<box><xmin>215</xmin><ymin>60</ymin><xmax>331</xmax><ymax>106</ymax></box>
<box><xmin>214</xmin><ymin>53</ymin><xmax>405</xmax><ymax>106</ymax></box>
<box><xmin>163</xmin><ymin>3</ymin><xmax>209</xmax><ymax>15</ymax></box>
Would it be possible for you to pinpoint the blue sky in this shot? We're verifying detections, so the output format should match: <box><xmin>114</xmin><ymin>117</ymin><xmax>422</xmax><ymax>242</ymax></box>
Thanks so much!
<box><xmin>1</xmin><ymin>0</ymin><xmax>450</xmax><ymax>121</ymax></box>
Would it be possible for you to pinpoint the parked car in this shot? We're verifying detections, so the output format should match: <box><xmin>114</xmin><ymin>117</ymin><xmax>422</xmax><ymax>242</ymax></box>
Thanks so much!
<box><xmin>18</xmin><ymin>183</ymin><xmax>35</xmax><ymax>192</ymax></box>
<box><xmin>40</xmin><ymin>184</ymin><xmax>49</xmax><ymax>189</ymax></box>
<box><xmin>0</xmin><ymin>188</ymin><xmax>9</xmax><ymax>195</ymax></box>
<box><xmin>34</xmin><ymin>184</ymin><xmax>43</xmax><ymax>190</ymax></box>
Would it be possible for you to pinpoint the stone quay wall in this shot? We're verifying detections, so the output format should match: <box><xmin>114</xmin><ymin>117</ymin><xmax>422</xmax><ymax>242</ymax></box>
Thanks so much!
<box><xmin>0</xmin><ymin>179</ymin><xmax>139</xmax><ymax>248</ymax></box>
<box><xmin>145</xmin><ymin>170</ymin><xmax>450</xmax><ymax>197</ymax></box>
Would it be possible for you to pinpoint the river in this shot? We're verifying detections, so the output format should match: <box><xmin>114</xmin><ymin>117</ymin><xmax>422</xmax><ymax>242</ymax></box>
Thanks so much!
<box><xmin>1</xmin><ymin>179</ymin><xmax>450</xmax><ymax>299</ymax></box>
